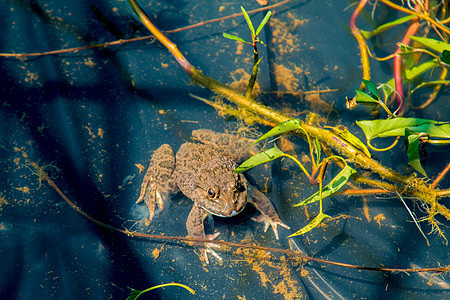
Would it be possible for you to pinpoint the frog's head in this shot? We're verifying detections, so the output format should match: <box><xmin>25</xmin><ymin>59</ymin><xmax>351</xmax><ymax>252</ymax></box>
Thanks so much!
<box><xmin>195</xmin><ymin>172</ymin><xmax>248</xmax><ymax>217</ymax></box>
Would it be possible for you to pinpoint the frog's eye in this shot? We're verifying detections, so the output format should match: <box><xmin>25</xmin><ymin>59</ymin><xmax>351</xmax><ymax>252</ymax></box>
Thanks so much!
<box><xmin>207</xmin><ymin>188</ymin><xmax>219</xmax><ymax>199</ymax></box>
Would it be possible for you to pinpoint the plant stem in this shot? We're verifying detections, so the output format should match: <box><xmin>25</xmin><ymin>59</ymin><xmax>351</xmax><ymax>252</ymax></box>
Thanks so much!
<box><xmin>246</xmin><ymin>50</ymin><xmax>260</xmax><ymax>99</ymax></box>
<box><xmin>378</xmin><ymin>0</ymin><xmax>450</xmax><ymax>35</ymax></box>
<box><xmin>350</xmin><ymin>0</ymin><xmax>371</xmax><ymax>89</ymax></box>
<box><xmin>393</xmin><ymin>14</ymin><xmax>420</xmax><ymax>116</ymax></box>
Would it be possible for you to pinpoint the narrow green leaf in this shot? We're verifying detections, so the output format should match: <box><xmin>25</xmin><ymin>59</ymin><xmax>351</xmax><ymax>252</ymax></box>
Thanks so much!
<box><xmin>362</xmin><ymin>79</ymin><xmax>381</xmax><ymax>100</ymax></box>
<box><xmin>404</xmin><ymin>60</ymin><xmax>438</xmax><ymax>80</ymax></box>
<box><xmin>255</xmin><ymin>10</ymin><xmax>272</xmax><ymax>36</ymax></box>
<box><xmin>287</xmin><ymin>212</ymin><xmax>331</xmax><ymax>237</ymax></box>
<box><xmin>360</xmin><ymin>15</ymin><xmax>415</xmax><ymax>39</ymax></box>
<box><xmin>234</xmin><ymin>146</ymin><xmax>286</xmax><ymax>173</ymax></box>
<box><xmin>127</xmin><ymin>283</ymin><xmax>195</xmax><ymax>300</ymax></box>
<box><xmin>223</xmin><ymin>33</ymin><xmax>247</xmax><ymax>44</ymax></box>
<box><xmin>356</xmin><ymin>118</ymin><xmax>445</xmax><ymax>140</ymax></box>
<box><xmin>329</xmin><ymin>125</ymin><xmax>371</xmax><ymax>157</ymax></box>
<box><xmin>241</xmin><ymin>6</ymin><xmax>255</xmax><ymax>37</ymax></box>
<box><xmin>409</xmin><ymin>36</ymin><xmax>450</xmax><ymax>53</ymax></box>
<box><xmin>354</xmin><ymin>89</ymin><xmax>379</xmax><ymax>104</ymax></box>
<box><xmin>254</xmin><ymin>119</ymin><xmax>302</xmax><ymax>144</ymax></box>
<box><xmin>294</xmin><ymin>166</ymin><xmax>357</xmax><ymax>206</ymax></box>
<box><xmin>405</xmin><ymin>129</ymin><xmax>427</xmax><ymax>177</ymax></box>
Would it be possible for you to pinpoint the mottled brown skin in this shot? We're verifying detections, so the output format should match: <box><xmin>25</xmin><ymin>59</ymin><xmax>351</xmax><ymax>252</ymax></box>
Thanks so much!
<box><xmin>137</xmin><ymin>129</ymin><xmax>290</xmax><ymax>263</ymax></box>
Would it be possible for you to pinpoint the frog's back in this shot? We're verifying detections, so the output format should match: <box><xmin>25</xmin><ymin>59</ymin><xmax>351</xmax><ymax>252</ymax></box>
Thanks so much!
<box><xmin>174</xmin><ymin>143</ymin><xmax>236</xmax><ymax>196</ymax></box>
<box><xmin>192</xmin><ymin>129</ymin><xmax>259</xmax><ymax>162</ymax></box>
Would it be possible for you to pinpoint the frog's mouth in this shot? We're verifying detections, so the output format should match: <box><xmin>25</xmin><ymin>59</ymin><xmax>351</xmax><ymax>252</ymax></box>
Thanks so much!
<box><xmin>201</xmin><ymin>200</ymin><xmax>247</xmax><ymax>218</ymax></box>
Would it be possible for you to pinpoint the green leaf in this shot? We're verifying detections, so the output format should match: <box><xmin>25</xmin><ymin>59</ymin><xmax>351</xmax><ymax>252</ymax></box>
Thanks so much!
<box><xmin>404</xmin><ymin>60</ymin><xmax>438</xmax><ymax>80</ymax></box>
<box><xmin>329</xmin><ymin>125</ymin><xmax>371</xmax><ymax>157</ymax></box>
<box><xmin>356</xmin><ymin>118</ymin><xmax>446</xmax><ymax>140</ymax></box>
<box><xmin>380</xmin><ymin>60</ymin><xmax>438</xmax><ymax>99</ymax></box>
<box><xmin>379</xmin><ymin>77</ymin><xmax>396</xmax><ymax>100</ymax></box>
<box><xmin>287</xmin><ymin>211</ymin><xmax>331</xmax><ymax>237</ymax></box>
<box><xmin>362</xmin><ymin>79</ymin><xmax>381</xmax><ymax>100</ymax></box>
<box><xmin>354</xmin><ymin>89</ymin><xmax>379</xmax><ymax>104</ymax></box>
<box><xmin>234</xmin><ymin>146</ymin><xmax>286</xmax><ymax>173</ymax></box>
<box><xmin>223</xmin><ymin>33</ymin><xmax>247</xmax><ymax>44</ymax></box>
<box><xmin>254</xmin><ymin>119</ymin><xmax>303</xmax><ymax>144</ymax></box>
<box><xmin>255</xmin><ymin>10</ymin><xmax>272</xmax><ymax>36</ymax></box>
<box><xmin>126</xmin><ymin>289</ymin><xmax>141</xmax><ymax>300</ymax></box>
<box><xmin>407</xmin><ymin>123</ymin><xmax>450</xmax><ymax>139</ymax></box>
<box><xmin>399</xmin><ymin>43</ymin><xmax>416</xmax><ymax>69</ymax></box>
<box><xmin>405</xmin><ymin>129</ymin><xmax>427</xmax><ymax>177</ymax></box>
<box><xmin>409</xmin><ymin>36</ymin><xmax>450</xmax><ymax>53</ymax></box>
<box><xmin>241</xmin><ymin>6</ymin><xmax>255</xmax><ymax>37</ymax></box>
<box><xmin>442</xmin><ymin>50</ymin><xmax>450</xmax><ymax>64</ymax></box>
<box><xmin>360</xmin><ymin>15</ymin><xmax>415</xmax><ymax>39</ymax></box>
<box><xmin>294</xmin><ymin>166</ymin><xmax>357</xmax><ymax>206</ymax></box>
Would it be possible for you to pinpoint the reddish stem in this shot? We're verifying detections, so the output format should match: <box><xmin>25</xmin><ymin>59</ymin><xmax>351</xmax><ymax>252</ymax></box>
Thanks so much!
<box><xmin>432</xmin><ymin>162</ymin><xmax>450</xmax><ymax>189</ymax></box>
<box><xmin>350</xmin><ymin>0</ymin><xmax>371</xmax><ymax>86</ymax></box>
<box><xmin>393</xmin><ymin>13</ymin><xmax>420</xmax><ymax>116</ymax></box>
<box><xmin>349</xmin><ymin>0</ymin><xmax>367</xmax><ymax>31</ymax></box>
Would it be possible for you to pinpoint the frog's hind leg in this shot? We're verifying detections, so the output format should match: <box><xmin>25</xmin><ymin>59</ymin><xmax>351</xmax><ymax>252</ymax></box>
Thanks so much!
<box><xmin>136</xmin><ymin>144</ymin><xmax>177</xmax><ymax>221</ymax></box>
<box><xmin>247</xmin><ymin>184</ymin><xmax>290</xmax><ymax>239</ymax></box>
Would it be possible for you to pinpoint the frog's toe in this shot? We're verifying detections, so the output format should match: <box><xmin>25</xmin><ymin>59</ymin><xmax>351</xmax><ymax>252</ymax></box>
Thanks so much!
<box><xmin>252</xmin><ymin>214</ymin><xmax>290</xmax><ymax>240</ymax></box>
<box><xmin>200</xmin><ymin>232</ymin><xmax>222</xmax><ymax>264</ymax></box>
<box><xmin>202</xmin><ymin>247</ymin><xmax>223</xmax><ymax>264</ymax></box>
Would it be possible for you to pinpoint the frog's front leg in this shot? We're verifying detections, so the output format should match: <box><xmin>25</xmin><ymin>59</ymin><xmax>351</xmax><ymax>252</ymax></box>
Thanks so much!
<box><xmin>136</xmin><ymin>144</ymin><xmax>177</xmax><ymax>221</ymax></box>
<box><xmin>247</xmin><ymin>184</ymin><xmax>290</xmax><ymax>239</ymax></box>
<box><xmin>186</xmin><ymin>202</ymin><xmax>222</xmax><ymax>264</ymax></box>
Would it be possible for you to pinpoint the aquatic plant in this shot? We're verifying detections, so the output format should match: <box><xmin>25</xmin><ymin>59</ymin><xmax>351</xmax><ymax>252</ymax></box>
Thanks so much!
<box><xmin>126</xmin><ymin>282</ymin><xmax>194</xmax><ymax>300</ymax></box>
<box><xmin>125</xmin><ymin>0</ymin><xmax>450</xmax><ymax>240</ymax></box>
<box><xmin>223</xmin><ymin>6</ymin><xmax>271</xmax><ymax>99</ymax></box>
<box><xmin>348</xmin><ymin>0</ymin><xmax>450</xmax><ymax>115</ymax></box>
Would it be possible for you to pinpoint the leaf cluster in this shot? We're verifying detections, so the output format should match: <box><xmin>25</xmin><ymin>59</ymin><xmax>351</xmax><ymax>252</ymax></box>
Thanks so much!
<box><xmin>354</xmin><ymin>80</ymin><xmax>450</xmax><ymax>177</ymax></box>
<box><xmin>223</xmin><ymin>6</ymin><xmax>271</xmax><ymax>46</ymax></box>
<box><xmin>235</xmin><ymin>119</ymin><xmax>357</xmax><ymax>236</ymax></box>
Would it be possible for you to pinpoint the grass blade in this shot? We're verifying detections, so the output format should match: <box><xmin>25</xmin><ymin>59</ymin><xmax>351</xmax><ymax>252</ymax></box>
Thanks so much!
<box><xmin>241</xmin><ymin>6</ymin><xmax>255</xmax><ymax>37</ymax></box>
<box><xmin>255</xmin><ymin>10</ymin><xmax>272</xmax><ymax>36</ymax></box>
<box><xmin>287</xmin><ymin>212</ymin><xmax>331</xmax><ymax>237</ymax></box>
<box><xmin>223</xmin><ymin>33</ymin><xmax>247</xmax><ymax>44</ymax></box>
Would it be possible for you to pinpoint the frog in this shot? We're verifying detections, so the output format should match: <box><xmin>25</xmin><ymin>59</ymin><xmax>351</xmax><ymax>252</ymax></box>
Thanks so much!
<box><xmin>136</xmin><ymin>129</ymin><xmax>290</xmax><ymax>263</ymax></box>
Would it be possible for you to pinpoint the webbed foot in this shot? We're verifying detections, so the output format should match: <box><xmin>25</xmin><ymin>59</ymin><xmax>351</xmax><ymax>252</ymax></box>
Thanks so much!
<box><xmin>251</xmin><ymin>214</ymin><xmax>290</xmax><ymax>239</ymax></box>
<box><xmin>136</xmin><ymin>144</ymin><xmax>175</xmax><ymax>222</ymax></box>
<box><xmin>200</xmin><ymin>232</ymin><xmax>222</xmax><ymax>264</ymax></box>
